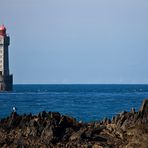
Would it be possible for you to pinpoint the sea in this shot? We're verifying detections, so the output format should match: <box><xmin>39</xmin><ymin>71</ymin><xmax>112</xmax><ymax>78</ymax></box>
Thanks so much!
<box><xmin>0</xmin><ymin>84</ymin><xmax>148</xmax><ymax>122</ymax></box>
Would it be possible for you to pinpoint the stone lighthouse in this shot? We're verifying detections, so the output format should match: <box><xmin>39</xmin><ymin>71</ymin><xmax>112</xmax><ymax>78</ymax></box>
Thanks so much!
<box><xmin>0</xmin><ymin>25</ymin><xmax>13</xmax><ymax>91</ymax></box>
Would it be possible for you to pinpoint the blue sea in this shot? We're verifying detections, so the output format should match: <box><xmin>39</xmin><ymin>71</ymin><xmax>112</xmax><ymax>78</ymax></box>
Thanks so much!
<box><xmin>0</xmin><ymin>84</ymin><xmax>148</xmax><ymax>122</ymax></box>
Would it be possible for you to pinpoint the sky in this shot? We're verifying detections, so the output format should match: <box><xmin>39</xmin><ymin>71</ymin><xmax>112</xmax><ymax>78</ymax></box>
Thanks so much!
<box><xmin>0</xmin><ymin>0</ymin><xmax>148</xmax><ymax>84</ymax></box>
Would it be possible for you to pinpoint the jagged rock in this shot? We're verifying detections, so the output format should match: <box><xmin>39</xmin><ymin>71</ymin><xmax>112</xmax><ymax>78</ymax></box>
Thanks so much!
<box><xmin>0</xmin><ymin>99</ymin><xmax>147</xmax><ymax>147</ymax></box>
<box><xmin>59</xmin><ymin>115</ymin><xmax>78</xmax><ymax>128</ymax></box>
<box><xmin>139</xmin><ymin>99</ymin><xmax>148</xmax><ymax>116</ymax></box>
<box><xmin>41</xmin><ymin>125</ymin><xmax>55</xmax><ymax>144</ymax></box>
<box><xmin>131</xmin><ymin>107</ymin><xmax>135</xmax><ymax>114</ymax></box>
<box><xmin>69</xmin><ymin>128</ymin><xmax>86</xmax><ymax>141</ymax></box>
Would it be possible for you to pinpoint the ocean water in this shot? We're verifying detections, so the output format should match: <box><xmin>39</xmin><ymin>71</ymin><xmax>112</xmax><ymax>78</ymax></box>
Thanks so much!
<box><xmin>0</xmin><ymin>84</ymin><xmax>148</xmax><ymax>122</ymax></box>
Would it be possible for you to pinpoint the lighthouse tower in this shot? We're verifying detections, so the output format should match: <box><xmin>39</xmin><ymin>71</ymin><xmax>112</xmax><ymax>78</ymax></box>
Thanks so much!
<box><xmin>0</xmin><ymin>25</ymin><xmax>13</xmax><ymax>91</ymax></box>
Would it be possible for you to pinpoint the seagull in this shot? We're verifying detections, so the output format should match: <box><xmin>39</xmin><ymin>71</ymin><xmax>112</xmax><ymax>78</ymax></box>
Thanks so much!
<box><xmin>12</xmin><ymin>107</ymin><xmax>17</xmax><ymax>112</ymax></box>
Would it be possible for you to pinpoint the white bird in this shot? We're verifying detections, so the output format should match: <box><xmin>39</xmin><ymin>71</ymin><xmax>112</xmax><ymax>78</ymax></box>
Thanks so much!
<box><xmin>12</xmin><ymin>107</ymin><xmax>17</xmax><ymax>112</ymax></box>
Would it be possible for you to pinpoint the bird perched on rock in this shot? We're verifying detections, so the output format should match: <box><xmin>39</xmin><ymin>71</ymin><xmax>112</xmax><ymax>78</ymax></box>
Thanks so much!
<box><xmin>12</xmin><ymin>107</ymin><xmax>17</xmax><ymax>112</ymax></box>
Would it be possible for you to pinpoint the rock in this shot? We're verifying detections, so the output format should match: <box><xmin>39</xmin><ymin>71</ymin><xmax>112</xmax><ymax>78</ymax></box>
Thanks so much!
<box><xmin>0</xmin><ymin>99</ymin><xmax>148</xmax><ymax>147</ymax></box>
<box><xmin>119</xmin><ymin>111</ymin><xmax>127</xmax><ymax>117</ymax></box>
<box><xmin>139</xmin><ymin>99</ymin><xmax>148</xmax><ymax>116</ymax></box>
<box><xmin>92</xmin><ymin>125</ymin><xmax>106</xmax><ymax>134</ymax></box>
<box><xmin>69</xmin><ymin>129</ymin><xmax>86</xmax><ymax>141</ymax></box>
<box><xmin>93</xmin><ymin>144</ymin><xmax>103</xmax><ymax>148</ymax></box>
<box><xmin>131</xmin><ymin>107</ymin><xmax>135</xmax><ymax>114</ymax></box>
<box><xmin>92</xmin><ymin>135</ymin><xmax>107</xmax><ymax>142</ymax></box>
<box><xmin>41</xmin><ymin>125</ymin><xmax>55</xmax><ymax>144</ymax></box>
<box><xmin>59</xmin><ymin>115</ymin><xmax>78</xmax><ymax>128</ymax></box>
<box><xmin>111</xmin><ymin>116</ymin><xmax>115</xmax><ymax>123</ymax></box>
<box><xmin>62</xmin><ymin>127</ymin><xmax>74</xmax><ymax>141</ymax></box>
<box><xmin>83</xmin><ymin>129</ymin><xmax>93</xmax><ymax>139</ymax></box>
<box><xmin>117</xmin><ymin>115</ymin><xmax>127</xmax><ymax>127</ymax></box>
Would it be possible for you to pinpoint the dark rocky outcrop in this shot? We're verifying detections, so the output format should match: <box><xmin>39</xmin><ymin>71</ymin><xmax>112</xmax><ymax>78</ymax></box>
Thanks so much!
<box><xmin>0</xmin><ymin>99</ymin><xmax>148</xmax><ymax>148</ymax></box>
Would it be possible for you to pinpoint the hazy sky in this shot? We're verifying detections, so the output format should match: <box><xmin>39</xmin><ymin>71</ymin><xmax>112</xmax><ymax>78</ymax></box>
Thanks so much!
<box><xmin>0</xmin><ymin>0</ymin><xmax>148</xmax><ymax>84</ymax></box>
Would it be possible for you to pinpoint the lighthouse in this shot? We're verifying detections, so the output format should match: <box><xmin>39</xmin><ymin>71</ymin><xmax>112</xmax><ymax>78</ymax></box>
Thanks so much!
<box><xmin>0</xmin><ymin>25</ymin><xmax>13</xmax><ymax>91</ymax></box>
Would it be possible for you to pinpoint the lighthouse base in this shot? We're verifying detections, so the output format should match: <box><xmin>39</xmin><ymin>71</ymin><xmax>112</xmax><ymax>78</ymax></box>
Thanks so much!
<box><xmin>0</xmin><ymin>75</ymin><xmax>13</xmax><ymax>91</ymax></box>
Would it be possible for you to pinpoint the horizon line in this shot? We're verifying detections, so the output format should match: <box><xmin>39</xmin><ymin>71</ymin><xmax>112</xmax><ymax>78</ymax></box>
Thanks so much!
<box><xmin>13</xmin><ymin>83</ymin><xmax>148</xmax><ymax>85</ymax></box>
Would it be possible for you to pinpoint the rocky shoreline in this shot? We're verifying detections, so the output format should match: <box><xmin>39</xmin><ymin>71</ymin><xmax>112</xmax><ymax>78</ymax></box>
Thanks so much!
<box><xmin>0</xmin><ymin>100</ymin><xmax>148</xmax><ymax>148</ymax></box>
